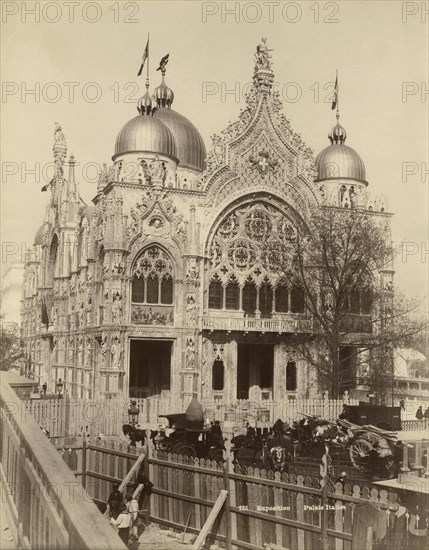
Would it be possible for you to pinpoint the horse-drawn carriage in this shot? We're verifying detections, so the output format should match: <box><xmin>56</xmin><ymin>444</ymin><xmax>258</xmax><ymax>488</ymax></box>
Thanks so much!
<box><xmin>155</xmin><ymin>413</ymin><xmax>225</xmax><ymax>461</ymax></box>
<box><xmin>232</xmin><ymin>414</ymin><xmax>401</xmax><ymax>479</ymax></box>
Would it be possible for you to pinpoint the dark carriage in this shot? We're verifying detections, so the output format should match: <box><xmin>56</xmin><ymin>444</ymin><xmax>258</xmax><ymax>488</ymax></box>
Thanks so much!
<box><xmin>346</xmin><ymin>405</ymin><xmax>402</xmax><ymax>431</ymax></box>
<box><xmin>155</xmin><ymin>413</ymin><xmax>224</xmax><ymax>461</ymax></box>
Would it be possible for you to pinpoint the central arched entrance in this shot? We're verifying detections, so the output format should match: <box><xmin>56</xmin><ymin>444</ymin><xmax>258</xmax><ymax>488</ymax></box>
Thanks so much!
<box><xmin>129</xmin><ymin>339</ymin><xmax>172</xmax><ymax>398</ymax></box>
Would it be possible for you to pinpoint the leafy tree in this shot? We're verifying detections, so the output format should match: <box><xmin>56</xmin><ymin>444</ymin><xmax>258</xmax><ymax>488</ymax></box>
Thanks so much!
<box><xmin>0</xmin><ymin>318</ymin><xmax>23</xmax><ymax>372</ymax></box>
<box><xmin>269</xmin><ymin>206</ymin><xmax>424</xmax><ymax>400</ymax></box>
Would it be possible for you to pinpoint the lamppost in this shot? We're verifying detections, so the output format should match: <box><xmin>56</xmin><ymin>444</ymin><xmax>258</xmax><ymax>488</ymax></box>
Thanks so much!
<box><xmin>56</xmin><ymin>378</ymin><xmax>63</xmax><ymax>399</ymax></box>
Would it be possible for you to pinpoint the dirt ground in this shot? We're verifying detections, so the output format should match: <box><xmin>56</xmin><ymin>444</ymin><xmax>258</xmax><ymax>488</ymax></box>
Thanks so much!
<box><xmin>137</xmin><ymin>524</ymin><xmax>199</xmax><ymax>549</ymax></box>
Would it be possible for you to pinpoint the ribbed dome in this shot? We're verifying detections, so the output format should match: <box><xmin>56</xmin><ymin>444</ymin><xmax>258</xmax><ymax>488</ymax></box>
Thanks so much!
<box><xmin>114</xmin><ymin>115</ymin><xmax>177</xmax><ymax>159</ymax></box>
<box><xmin>315</xmin><ymin>143</ymin><xmax>366</xmax><ymax>183</ymax></box>
<box><xmin>154</xmin><ymin>108</ymin><xmax>206</xmax><ymax>172</ymax></box>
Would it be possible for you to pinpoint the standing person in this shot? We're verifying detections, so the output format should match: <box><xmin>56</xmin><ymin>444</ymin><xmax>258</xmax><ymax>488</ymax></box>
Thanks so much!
<box><xmin>113</xmin><ymin>503</ymin><xmax>131</xmax><ymax>545</ymax></box>
<box><xmin>339</xmin><ymin>404</ymin><xmax>352</xmax><ymax>421</ymax></box>
<box><xmin>42</xmin><ymin>382</ymin><xmax>47</xmax><ymax>395</ymax></box>
<box><xmin>126</xmin><ymin>494</ymin><xmax>139</xmax><ymax>539</ymax></box>
<box><xmin>399</xmin><ymin>399</ymin><xmax>405</xmax><ymax>411</ymax></box>
<box><xmin>424</xmin><ymin>407</ymin><xmax>429</xmax><ymax>420</ymax></box>
<box><xmin>107</xmin><ymin>484</ymin><xmax>123</xmax><ymax>519</ymax></box>
<box><xmin>416</xmin><ymin>406</ymin><xmax>423</xmax><ymax>421</ymax></box>
<box><xmin>210</xmin><ymin>420</ymin><xmax>224</xmax><ymax>448</ymax></box>
<box><xmin>128</xmin><ymin>400</ymin><xmax>139</xmax><ymax>427</ymax></box>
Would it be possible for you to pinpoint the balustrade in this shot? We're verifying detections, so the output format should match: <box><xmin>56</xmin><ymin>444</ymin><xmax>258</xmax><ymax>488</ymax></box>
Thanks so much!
<box><xmin>0</xmin><ymin>374</ymin><xmax>124</xmax><ymax>549</ymax></box>
<box><xmin>201</xmin><ymin>314</ymin><xmax>312</xmax><ymax>333</ymax></box>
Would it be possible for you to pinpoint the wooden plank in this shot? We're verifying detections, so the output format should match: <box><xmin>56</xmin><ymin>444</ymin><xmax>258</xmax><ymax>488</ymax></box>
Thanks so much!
<box><xmin>192</xmin><ymin>490</ymin><xmax>228</xmax><ymax>550</ymax></box>
<box><xmin>103</xmin><ymin>451</ymin><xmax>144</xmax><ymax>517</ymax></box>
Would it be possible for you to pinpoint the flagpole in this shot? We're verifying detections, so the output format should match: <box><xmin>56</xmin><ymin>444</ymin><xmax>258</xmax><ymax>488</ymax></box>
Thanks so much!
<box><xmin>146</xmin><ymin>33</ymin><xmax>150</xmax><ymax>82</ymax></box>
<box><xmin>336</xmin><ymin>68</ymin><xmax>340</xmax><ymax>121</ymax></box>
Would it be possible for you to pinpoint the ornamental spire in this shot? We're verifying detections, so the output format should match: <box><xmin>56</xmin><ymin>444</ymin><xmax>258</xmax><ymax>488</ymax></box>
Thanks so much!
<box><xmin>328</xmin><ymin>70</ymin><xmax>347</xmax><ymax>144</ymax></box>
<box><xmin>253</xmin><ymin>38</ymin><xmax>274</xmax><ymax>94</ymax></box>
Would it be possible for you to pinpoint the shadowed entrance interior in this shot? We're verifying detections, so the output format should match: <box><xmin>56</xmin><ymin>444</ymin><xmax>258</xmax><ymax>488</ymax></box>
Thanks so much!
<box><xmin>237</xmin><ymin>343</ymin><xmax>274</xmax><ymax>400</ymax></box>
<box><xmin>129</xmin><ymin>340</ymin><xmax>171</xmax><ymax>398</ymax></box>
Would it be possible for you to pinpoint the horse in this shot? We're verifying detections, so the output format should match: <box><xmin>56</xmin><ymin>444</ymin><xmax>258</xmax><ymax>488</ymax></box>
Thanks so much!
<box><xmin>269</xmin><ymin>446</ymin><xmax>290</xmax><ymax>473</ymax></box>
<box><xmin>122</xmin><ymin>424</ymin><xmax>158</xmax><ymax>447</ymax></box>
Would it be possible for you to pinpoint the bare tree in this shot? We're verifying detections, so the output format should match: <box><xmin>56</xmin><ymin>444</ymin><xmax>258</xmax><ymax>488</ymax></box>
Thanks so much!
<box><xmin>269</xmin><ymin>206</ymin><xmax>424</xmax><ymax>400</ymax></box>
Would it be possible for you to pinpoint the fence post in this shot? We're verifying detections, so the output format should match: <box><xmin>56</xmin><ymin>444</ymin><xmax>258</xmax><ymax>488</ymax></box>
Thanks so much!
<box><xmin>82</xmin><ymin>434</ymin><xmax>87</xmax><ymax>489</ymax></box>
<box><xmin>225</xmin><ymin>440</ymin><xmax>234</xmax><ymax>550</ymax></box>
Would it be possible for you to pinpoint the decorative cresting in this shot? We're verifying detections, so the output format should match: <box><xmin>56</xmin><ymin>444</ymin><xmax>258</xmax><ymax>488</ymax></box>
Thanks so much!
<box><xmin>206</xmin><ymin>201</ymin><xmax>305</xmax><ymax>317</ymax></box>
<box><xmin>131</xmin><ymin>245</ymin><xmax>174</xmax><ymax>326</ymax></box>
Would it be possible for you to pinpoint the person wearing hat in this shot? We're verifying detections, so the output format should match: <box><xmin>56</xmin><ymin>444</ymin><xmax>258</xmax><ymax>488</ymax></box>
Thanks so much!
<box><xmin>128</xmin><ymin>400</ymin><xmax>140</xmax><ymax>427</ymax></box>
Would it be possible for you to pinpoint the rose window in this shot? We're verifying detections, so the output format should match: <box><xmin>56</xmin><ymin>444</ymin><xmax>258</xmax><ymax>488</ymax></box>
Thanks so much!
<box><xmin>244</xmin><ymin>209</ymin><xmax>272</xmax><ymax>242</ymax></box>
<box><xmin>227</xmin><ymin>240</ymin><xmax>257</xmax><ymax>271</ymax></box>
<box><xmin>207</xmin><ymin>201</ymin><xmax>304</xmax><ymax>315</ymax></box>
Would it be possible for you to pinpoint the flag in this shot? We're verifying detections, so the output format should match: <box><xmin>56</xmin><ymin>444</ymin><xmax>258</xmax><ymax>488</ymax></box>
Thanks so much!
<box><xmin>156</xmin><ymin>53</ymin><xmax>169</xmax><ymax>72</ymax></box>
<box><xmin>41</xmin><ymin>297</ymin><xmax>49</xmax><ymax>327</ymax></box>
<box><xmin>137</xmin><ymin>38</ymin><xmax>149</xmax><ymax>76</ymax></box>
<box><xmin>331</xmin><ymin>73</ymin><xmax>338</xmax><ymax>110</ymax></box>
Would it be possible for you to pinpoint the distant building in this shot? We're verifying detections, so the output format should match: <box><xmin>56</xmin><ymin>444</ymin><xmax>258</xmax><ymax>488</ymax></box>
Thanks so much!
<box><xmin>21</xmin><ymin>41</ymin><xmax>393</xmax><ymax>404</ymax></box>
<box><xmin>393</xmin><ymin>348</ymin><xmax>429</xmax><ymax>415</ymax></box>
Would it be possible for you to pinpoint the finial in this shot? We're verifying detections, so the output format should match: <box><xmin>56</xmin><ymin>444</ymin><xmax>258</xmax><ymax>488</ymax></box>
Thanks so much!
<box><xmin>156</xmin><ymin>53</ymin><xmax>170</xmax><ymax>75</ymax></box>
<box><xmin>253</xmin><ymin>38</ymin><xmax>274</xmax><ymax>94</ymax></box>
<box><xmin>328</xmin><ymin>71</ymin><xmax>346</xmax><ymax>144</ymax></box>
<box><xmin>154</xmin><ymin>54</ymin><xmax>174</xmax><ymax>108</ymax></box>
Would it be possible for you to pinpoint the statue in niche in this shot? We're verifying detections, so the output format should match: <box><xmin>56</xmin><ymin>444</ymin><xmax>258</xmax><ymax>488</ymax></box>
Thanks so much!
<box><xmin>186</xmin><ymin>337</ymin><xmax>196</xmax><ymax>370</ymax></box>
<box><xmin>111</xmin><ymin>337</ymin><xmax>121</xmax><ymax>368</ymax></box>
<box><xmin>68</xmin><ymin>338</ymin><xmax>74</xmax><ymax>363</ymax></box>
<box><xmin>149</xmin><ymin>154</ymin><xmax>166</xmax><ymax>182</ymax></box>
<box><xmin>77</xmin><ymin>338</ymin><xmax>84</xmax><ymax>366</ymax></box>
<box><xmin>100</xmin><ymin>337</ymin><xmax>107</xmax><ymax>367</ymax></box>
<box><xmin>186</xmin><ymin>294</ymin><xmax>196</xmax><ymax>324</ymax></box>
<box><xmin>78</xmin><ymin>304</ymin><xmax>84</xmax><ymax>327</ymax></box>
<box><xmin>116</xmin><ymin>161</ymin><xmax>123</xmax><ymax>181</ymax></box>
<box><xmin>112</xmin><ymin>293</ymin><xmax>122</xmax><ymax>324</ymax></box>
<box><xmin>86</xmin><ymin>338</ymin><xmax>92</xmax><ymax>364</ymax></box>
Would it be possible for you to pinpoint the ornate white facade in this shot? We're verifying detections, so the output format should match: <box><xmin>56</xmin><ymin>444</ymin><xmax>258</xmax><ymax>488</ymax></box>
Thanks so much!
<box><xmin>21</xmin><ymin>42</ymin><xmax>392</xmax><ymax>404</ymax></box>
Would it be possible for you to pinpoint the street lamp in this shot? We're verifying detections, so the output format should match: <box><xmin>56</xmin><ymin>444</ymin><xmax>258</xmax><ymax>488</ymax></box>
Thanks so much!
<box><xmin>56</xmin><ymin>378</ymin><xmax>64</xmax><ymax>399</ymax></box>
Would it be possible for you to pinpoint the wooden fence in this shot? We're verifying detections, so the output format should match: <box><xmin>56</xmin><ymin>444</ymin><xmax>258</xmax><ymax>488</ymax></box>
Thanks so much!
<box><xmin>25</xmin><ymin>394</ymin><xmax>359</xmax><ymax>438</ymax></box>
<box><xmin>0</xmin><ymin>374</ymin><xmax>125</xmax><ymax>550</ymax></box>
<box><xmin>60</xmin><ymin>439</ymin><xmax>427</xmax><ymax>550</ymax></box>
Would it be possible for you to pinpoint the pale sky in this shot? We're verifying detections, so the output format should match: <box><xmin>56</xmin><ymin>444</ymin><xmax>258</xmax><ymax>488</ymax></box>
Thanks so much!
<box><xmin>1</xmin><ymin>0</ymin><xmax>428</xmax><ymax>309</ymax></box>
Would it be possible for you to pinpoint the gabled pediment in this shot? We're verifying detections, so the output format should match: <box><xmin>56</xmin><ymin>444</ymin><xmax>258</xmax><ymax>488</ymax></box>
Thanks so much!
<box><xmin>201</xmin><ymin>41</ymin><xmax>318</xmax><ymax>211</ymax></box>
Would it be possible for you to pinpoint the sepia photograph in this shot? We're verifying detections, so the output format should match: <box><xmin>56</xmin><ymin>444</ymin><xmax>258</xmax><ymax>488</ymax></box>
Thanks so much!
<box><xmin>1</xmin><ymin>1</ymin><xmax>428</xmax><ymax>549</ymax></box>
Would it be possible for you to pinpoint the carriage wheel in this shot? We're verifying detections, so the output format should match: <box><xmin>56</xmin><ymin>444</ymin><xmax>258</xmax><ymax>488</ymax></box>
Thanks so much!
<box><xmin>349</xmin><ymin>438</ymin><xmax>372</xmax><ymax>468</ymax></box>
<box><xmin>173</xmin><ymin>443</ymin><xmax>196</xmax><ymax>458</ymax></box>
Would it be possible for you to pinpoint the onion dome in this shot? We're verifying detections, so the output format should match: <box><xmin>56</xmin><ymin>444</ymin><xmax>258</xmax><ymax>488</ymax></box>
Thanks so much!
<box><xmin>137</xmin><ymin>85</ymin><xmax>153</xmax><ymax>115</ymax></box>
<box><xmin>114</xmin><ymin>115</ymin><xmax>177</xmax><ymax>159</ymax></box>
<box><xmin>153</xmin><ymin>73</ymin><xmax>175</xmax><ymax>108</ymax></box>
<box><xmin>154</xmin><ymin>108</ymin><xmax>206</xmax><ymax>172</ymax></box>
<box><xmin>185</xmin><ymin>397</ymin><xmax>204</xmax><ymax>430</ymax></box>
<box><xmin>329</xmin><ymin>122</ymin><xmax>347</xmax><ymax>144</ymax></box>
<box><xmin>315</xmin><ymin>120</ymin><xmax>367</xmax><ymax>184</ymax></box>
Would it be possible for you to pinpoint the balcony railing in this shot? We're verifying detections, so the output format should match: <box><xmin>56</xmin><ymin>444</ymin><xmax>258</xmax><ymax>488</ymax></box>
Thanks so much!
<box><xmin>201</xmin><ymin>315</ymin><xmax>313</xmax><ymax>333</ymax></box>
